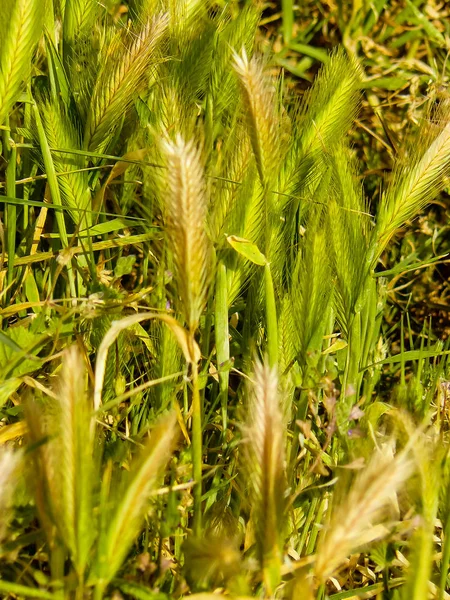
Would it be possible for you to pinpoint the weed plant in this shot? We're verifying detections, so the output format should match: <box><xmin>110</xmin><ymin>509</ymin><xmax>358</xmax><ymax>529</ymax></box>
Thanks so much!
<box><xmin>1</xmin><ymin>1</ymin><xmax>450</xmax><ymax>599</ymax></box>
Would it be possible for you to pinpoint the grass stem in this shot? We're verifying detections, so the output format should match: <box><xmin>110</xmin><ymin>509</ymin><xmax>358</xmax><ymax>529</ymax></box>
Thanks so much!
<box><xmin>264</xmin><ymin>263</ymin><xmax>278</xmax><ymax>367</ymax></box>
<box><xmin>191</xmin><ymin>357</ymin><xmax>203</xmax><ymax>536</ymax></box>
<box><xmin>215</xmin><ymin>260</ymin><xmax>230</xmax><ymax>435</ymax></box>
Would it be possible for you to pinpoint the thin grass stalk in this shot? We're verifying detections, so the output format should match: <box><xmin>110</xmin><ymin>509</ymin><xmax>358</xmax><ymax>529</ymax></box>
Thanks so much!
<box><xmin>289</xmin><ymin>389</ymin><xmax>309</xmax><ymax>483</ymax></box>
<box><xmin>4</xmin><ymin>132</ymin><xmax>16</xmax><ymax>292</ymax></box>
<box><xmin>200</xmin><ymin>295</ymin><xmax>214</xmax><ymax>413</ymax></box>
<box><xmin>281</xmin><ymin>0</ymin><xmax>293</xmax><ymax>43</ymax></box>
<box><xmin>93</xmin><ymin>461</ymin><xmax>112</xmax><ymax>600</ymax></box>
<box><xmin>296</xmin><ymin>495</ymin><xmax>320</xmax><ymax>556</ymax></box>
<box><xmin>44</xmin><ymin>0</ymin><xmax>56</xmax><ymax>44</ymax></box>
<box><xmin>305</xmin><ymin>495</ymin><xmax>327</xmax><ymax>555</ymax></box>
<box><xmin>215</xmin><ymin>260</ymin><xmax>230</xmax><ymax>435</ymax></box>
<box><xmin>402</xmin><ymin>430</ymin><xmax>441</xmax><ymax>600</ymax></box>
<box><xmin>0</xmin><ymin>581</ymin><xmax>56</xmax><ymax>600</ymax></box>
<box><xmin>264</xmin><ymin>263</ymin><xmax>278</xmax><ymax>367</ymax></box>
<box><xmin>406</xmin><ymin>527</ymin><xmax>435</xmax><ymax>600</ymax></box>
<box><xmin>359</xmin><ymin>278</ymin><xmax>380</xmax><ymax>372</ymax></box>
<box><xmin>191</xmin><ymin>358</ymin><xmax>203</xmax><ymax>536</ymax></box>
<box><xmin>337</xmin><ymin>311</ymin><xmax>361</xmax><ymax>431</ymax></box>
<box><xmin>50</xmin><ymin>545</ymin><xmax>65</xmax><ymax>600</ymax></box>
<box><xmin>21</xmin><ymin>85</ymin><xmax>32</xmax><ymax>230</ymax></box>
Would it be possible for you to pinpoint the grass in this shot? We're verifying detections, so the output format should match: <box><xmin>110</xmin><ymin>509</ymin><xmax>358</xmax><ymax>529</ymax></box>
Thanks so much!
<box><xmin>0</xmin><ymin>0</ymin><xmax>450</xmax><ymax>599</ymax></box>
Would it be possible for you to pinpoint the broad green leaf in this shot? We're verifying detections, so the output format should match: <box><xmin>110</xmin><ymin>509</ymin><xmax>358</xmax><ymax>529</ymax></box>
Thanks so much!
<box><xmin>0</xmin><ymin>378</ymin><xmax>22</xmax><ymax>410</ymax></box>
<box><xmin>0</xmin><ymin>331</ymin><xmax>23</xmax><ymax>353</ymax></box>
<box><xmin>0</xmin><ymin>326</ymin><xmax>44</xmax><ymax>380</ymax></box>
<box><xmin>114</xmin><ymin>255</ymin><xmax>136</xmax><ymax>277</ymax></box>
<box><xmin>227</xmin><ymin>235</ymin><xmax>267</xmax><ymax>265</ymax></box>
<box><xmin>322</xmin><ymin>339</ymin><xmax>348</xmax><ymax>354</ymax></box>
<box><xmin>24</xmin><ymin>273</ymin><xmax>41</xmax><ymax>313</ymax></box>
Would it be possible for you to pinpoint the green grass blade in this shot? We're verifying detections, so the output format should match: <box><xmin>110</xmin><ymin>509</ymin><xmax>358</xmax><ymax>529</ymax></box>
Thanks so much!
<box><xmin>0</xmin><ymin>0</ymin><xmax>43</xmax><ymax>124</ymax></box>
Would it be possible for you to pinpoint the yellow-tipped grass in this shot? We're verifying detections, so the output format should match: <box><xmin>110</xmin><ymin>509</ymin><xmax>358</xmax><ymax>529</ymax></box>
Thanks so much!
<box><xmin>243</xmin><ymin>358</ymin><xmax>287</xmax><ymax>594</ymax></box>
<box><xmin>54</xmin><ymin>345</ymin><xmax>95</xmax><ymax>578</ymax></box>
<box><xmin>84</xmin><ymin>15</ymin><xmax>168</xmax><ymax>152</ymax></box>
<box><xmin>0</xmin><ymin>0</ymin><xmax>43</xmax><ymax>124</ymax></box>
<box><xmin>233</xmin><ymin>48</ymin><xmax>281</xmax><ymax>187</ymax></box>
<box><xmin>375</xmin><ymin>101</ymin><xmax>450</xmax><ymax>260</ymax></box>
<box><xmin>297</xmin><ymin>48</ymin><xmax>361</xmax><ymax>158</ymax></box>
<box><xmin>163</xmin><ymin>134</ymin><xmax>212</xmax><ymax>334</ymax></box>
<box><xmin>314</xmin><ymin>441</ymin><xmax>413</xmax><ymax>583</ymax></box>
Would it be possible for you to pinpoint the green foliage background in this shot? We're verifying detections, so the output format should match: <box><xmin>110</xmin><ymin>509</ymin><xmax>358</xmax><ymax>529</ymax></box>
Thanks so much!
<box><xmin>0</xmin><ymin>0</ymin><xmax>450</xmax><ymax>599</ymax></box>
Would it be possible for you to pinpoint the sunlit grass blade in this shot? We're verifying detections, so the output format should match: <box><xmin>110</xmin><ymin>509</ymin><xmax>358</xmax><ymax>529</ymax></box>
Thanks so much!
<box><xmin>375</xmin><ymin>100</ymin><xmax>450</xmax><ymax>260</ymax></box>
<box><xmin>0</xmin><ymin>0</ymin><xmax>43</xmax><ymax>124</ymax></box>
<box><xmin>233</xmin><ymin>48</ymin><xmax>281</xmax><ymax>187</ymax></box>
<box><xmin>84</xmin><ymin>15</ymin><xmax>168</xmax><ymax>153</ymax></box>
<box><xmin>297</xmin><ymin>47</ymin><xmax>361</xmax><ymax>157</ymax></box>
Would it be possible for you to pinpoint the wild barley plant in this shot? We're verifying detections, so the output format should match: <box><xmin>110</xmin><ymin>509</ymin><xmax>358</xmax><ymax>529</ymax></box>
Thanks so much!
<box><xmin>242</xmin><ymin>358</ymin><xmax>287</xmax><ymax>595</ymax></box>
<box><xmin>1</xmin><ymin>0</ymin><xmax>450</xmax><ymax>598</ymax></box>
<box><xmin>24</xmin><ymin>346</ymin><xmax>178</xmax><ymax>599</ymax></box>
